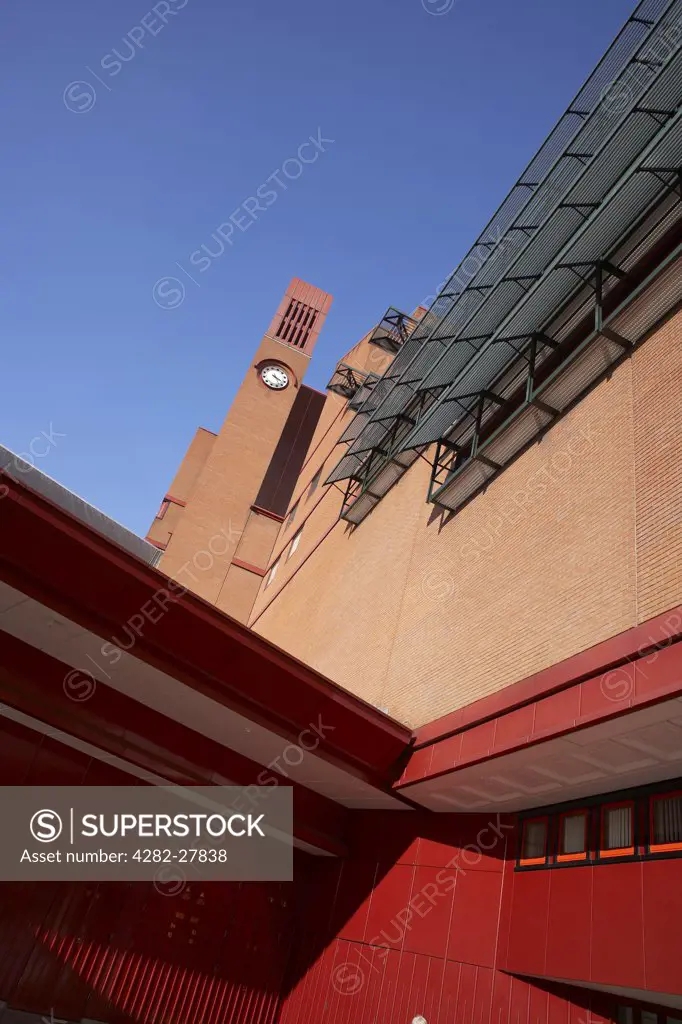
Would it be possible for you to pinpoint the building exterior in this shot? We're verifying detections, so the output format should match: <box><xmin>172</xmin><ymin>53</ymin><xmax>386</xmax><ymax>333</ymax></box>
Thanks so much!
<box><xmin>1</xmin><ymin>2</ymin><xmax>682</xmax><ymax>1023</ymax></box>
<box><xmin>147</xmin><ymin>277</ymin><xmax>332</xmax><ymax>622</ymax></box>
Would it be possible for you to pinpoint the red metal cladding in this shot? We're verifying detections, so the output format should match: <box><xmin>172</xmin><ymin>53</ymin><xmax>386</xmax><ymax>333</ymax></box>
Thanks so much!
<box><xmin>0</xmin><ymin>630</ymin><xmax>349</xmax><ymax>855</ymax></box>
<box><xmin>0</xmin><ymin>476</ymin><xmax>411</xmax><ymax>789</ymax></box>
<box><xmin>413</xmin><ymin>604</ymin><xmax>682</xmax><ymax>748</ymax></box>
<box><xmin>1</xmin><ymin>764</ymin><xmax>681</xmax><ymax>1021</ymax></box>
<box><xmin>0</xmin><ymin>715</ymin><xmax>295</xmax><ymax>1023</ymax></box>
<box><xmin>0</xmin><ymin>874</ymin><xmax>293</xmax><ymax>1023</ymax></box>
<box><xmin>398</xmin><ymin>633</ymin><xmax>682</xmax><ymax>793</ymax></box>
<box><xmin>278</xmin><ymin>948</ymin><xmax>624</xmax><ymax>1024</ymax></box>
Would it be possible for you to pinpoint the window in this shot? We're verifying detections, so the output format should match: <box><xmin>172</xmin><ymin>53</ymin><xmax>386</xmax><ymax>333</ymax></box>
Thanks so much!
<box><xmin>520</xmin><ymin>817</ymin><xmax>548</xmax><ymax>866</ymax></box>
<box><xmin>516</xmin><ymin>785</ymin><xmax>682</xmax><ymax>873</ymax></box>
<box><xmin>288</xmin><ymin>528</ymin><xmax>303</xmax><ymax>560</ymax></box>
<box><xmin>557</xmin><ymin>811</ymin><xmax>588</xmax><ymax>862</ymax></box>
<box><xmin>307</xmin><ymin>467</ymin><xmax>323</xmax><ymax>498</ymax></box>
<box><xmin>617</xmin><ymin>1008</ymin><xmax>633</xmax><ymax>1024</ymax></box>
<box><xmin>650</xmin><ymin>792</ymin><xmax>682</xmax><ymax>852</ymax></box>
<box><xmin>265</xmin><ymin>559</ymin><xmax>280</xmax><ymax>588</ymax></box>
<box><xmin>156</xmin><ymin>499</ymin><xmax>170</xmax><ymax>520</ymax></box>
<box><xmin>600</xmin><ymin>802</ymin><xmax>634</xmax><ymax>858</ymax></box>
<box><xmin>287</xmin><ymin>501</ymin><xmax>299</xmax><ymax>527</ymax></box>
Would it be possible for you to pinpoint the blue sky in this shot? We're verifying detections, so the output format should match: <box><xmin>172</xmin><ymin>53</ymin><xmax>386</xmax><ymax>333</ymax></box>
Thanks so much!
<box><xmin>1</xmin><ymin>0</ymin><xmax>632</xmax><ymax>535</ymax></box>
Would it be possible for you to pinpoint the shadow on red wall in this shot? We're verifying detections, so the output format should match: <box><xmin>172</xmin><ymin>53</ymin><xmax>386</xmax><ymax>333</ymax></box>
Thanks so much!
<box><xmin>1</xmin><ymin>716</ymin><xmax>680</xmax><ymax>1024</ymax></box>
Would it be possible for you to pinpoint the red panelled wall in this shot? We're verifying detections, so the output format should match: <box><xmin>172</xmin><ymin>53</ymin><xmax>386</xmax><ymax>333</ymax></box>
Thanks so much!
<box><xmin>0</xmin><ymin>717</ymin><xmax>294</xmax><ymax>1024</ymax></box>
<box><xmin>281</xmin><ymin>811</ymin><xmax>682</xmax><ymax>1024</ymax></box>
<box><xmin>280</xmin><ymin>812</ymin><xmax>607</xmax><ymax>1024</ymax></box>
<box><xmin>499</xmin><ymin>841</ymin><xmax>682</xmax><ymax>997</ymax></box>
<box><xmin>3</xmin><ymin>715</ymin><xmax>682</xmax><ymax>1023</ymax></box>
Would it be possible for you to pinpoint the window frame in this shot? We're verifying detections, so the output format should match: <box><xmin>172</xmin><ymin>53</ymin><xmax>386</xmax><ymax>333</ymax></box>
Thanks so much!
<box><xmin>519</xmin><ymin>816</ymin><xmax>549</xmax><ymax>867</ymax></box>
<box><xmin>599</xmin><ymin>800</ymin><xmax>635</xmax><ymax>859</ymax></box>
<box><xmin>649</xmin><ymin>790</ymin><xmax>682</xmax><ymax>854</ymax></box>
<box><xmin>557</xmin><ymin>809</ymin><xmax>589</xmax><ymax>863</ymax></box>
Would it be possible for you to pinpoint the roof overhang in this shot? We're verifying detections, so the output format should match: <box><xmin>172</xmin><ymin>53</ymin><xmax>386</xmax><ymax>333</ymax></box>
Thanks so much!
<box><xmin>396</xmin><ymin>605</ymin><xmax>682</xmax><ymax>811</ymax></box>
<box><xmin>0</xmin><ymin>472</ymin><xmax>413</xmax><ymax>856</ymax></box>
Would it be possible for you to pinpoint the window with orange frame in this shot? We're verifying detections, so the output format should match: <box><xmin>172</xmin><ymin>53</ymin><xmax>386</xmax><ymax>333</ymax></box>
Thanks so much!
<box><xmin>649</xmin><ymin>791</ymin><xmax>682</xmax><ymax>853</ymax></box>
<box><xmin>557</xmin><ymin>809</ymin><xmax>588</xmax><ymax>862</ymax></box>
<box><xmin>600</xmin><ymin>800</ymin><xmax>634</xmax><ymax>858</ymax></box>
<box><xmin>519</xmin><ymin>817</ymin><xmax>549</xmax><ymax>866</ymax></box>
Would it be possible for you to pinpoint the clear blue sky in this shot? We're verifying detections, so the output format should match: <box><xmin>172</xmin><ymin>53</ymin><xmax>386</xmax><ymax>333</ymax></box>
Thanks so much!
<box><xmin>1</xmin><ymin>0</ymin><xmax>632</xmax><ymax>536</ymax></box>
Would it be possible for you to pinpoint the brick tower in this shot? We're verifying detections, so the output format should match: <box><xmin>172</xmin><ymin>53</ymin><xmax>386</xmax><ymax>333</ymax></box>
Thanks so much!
<box><xmin>147</xmin><ymin>278</ymin><xmax>332</xmax><ymax>620</ymax></box>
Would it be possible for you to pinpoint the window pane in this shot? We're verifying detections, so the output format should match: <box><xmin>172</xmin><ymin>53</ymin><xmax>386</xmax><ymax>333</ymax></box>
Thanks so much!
<box><xmin>522</xmin><ymin>820</ymin><xmax>547</xmax><ymax>860</ymax></box>
<box><xmin>560</xmin><ymin>813</ymin><xmax>586</xmax><ymax>855</ymax></box>
<box><xmin>267</xmin><ymin>560</ymin><xmax>279</xmax><ymax>587</ymax></box>
<box><xmin>603</xmin><ymin>806</ymin><xmax>632</xmax><ymax>850</ymax></box>
<box><xmin>641</xmin><ymin>1012</ymin><xmax>657</xmax><ymax>1024</ymax></box>
<box><xmin>288</xmin><ymin>530</ymin><xmax>302</xmax><ymax>559</ymax></box>
<box><xmin>653</xmin><ymin>795</ymin><xmax>682</xmax><ymax>845</ymax></box>
<box><xmin>617</xmin><ymin>1008</ymin><xmax>633</xmax><ymax>1024</ymax></box>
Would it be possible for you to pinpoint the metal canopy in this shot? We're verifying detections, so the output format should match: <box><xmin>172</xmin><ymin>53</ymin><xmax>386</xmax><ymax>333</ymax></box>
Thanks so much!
<box><xmin>326</xmin><ymin>362</ymin><xmax>368</xmax><ymax>400</ymax></box>
<box><xmin>348</xmin><ymin>373</ymin><xmax>380</xmax><ymax>410</ymax></box>
<box><xmin>367</xmin><ymin>307</ymin><xmax>420</xmax><ymax>354</ymax></box>
<box><xmin>430</xmin><ymin>244</ymin><xmax>682</xmax><ymax>514</ymax></box>
<box><xmin>402</xmin><ymin>110</ymin><xmax>682</xmax><ymax>454</ymax></box>
<box><xmin>325</xmin><ymin>0</ymin><xmax>682</xmax><ymax>524</ymax></box>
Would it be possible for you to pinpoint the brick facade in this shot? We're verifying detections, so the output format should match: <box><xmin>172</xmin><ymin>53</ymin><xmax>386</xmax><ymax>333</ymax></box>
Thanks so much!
<box><xmin>251</xmin><ymin>309</ymin><xmax>682</xmax><ymax>727</ymax></box>
<box><xmin>146</xmin><ymin>426</ymin><xmax>216</xmax><ymax>550</ymax></box>
<box><xmin>147</xmin><ymin>278</ymin><xmax>332</xmax><ymax>620</ymax></box>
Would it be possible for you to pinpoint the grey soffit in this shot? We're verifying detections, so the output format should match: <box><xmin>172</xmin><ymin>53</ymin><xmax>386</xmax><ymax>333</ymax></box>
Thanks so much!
<box><xmin>0</xmin><ymin>444</ymin><xmax>162</xmax><ymax>568</ymax></box>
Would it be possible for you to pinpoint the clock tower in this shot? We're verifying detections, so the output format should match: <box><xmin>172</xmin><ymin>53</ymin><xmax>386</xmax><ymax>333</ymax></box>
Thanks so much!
<box><xmin>147</xmin><ymin>277</ymin><xmax>332</xmax><ymax>619</ymax></box>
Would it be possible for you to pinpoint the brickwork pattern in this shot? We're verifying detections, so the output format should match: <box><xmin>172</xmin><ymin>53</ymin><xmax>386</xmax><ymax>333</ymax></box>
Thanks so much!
<box><xmin>632</xmin><ymin>314</ymin><xmax>682</xmax><ymax>623</ymax></box>
<box><xmin>159</xmin><ymin>336</ymin><xmax>311</xmax><ymax>603</ymax></box>
<box><xmin>146</xmin><ymin>427</ymin><xmax>216</xmax><ymax>548</ymax></box>
<box><xmin>254</xmin><ymin>312</ymin><xmax>681</xmax><ymax>726</ymax></box>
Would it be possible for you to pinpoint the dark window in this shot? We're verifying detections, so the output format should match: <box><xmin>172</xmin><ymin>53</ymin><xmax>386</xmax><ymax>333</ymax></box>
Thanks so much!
<box><xmin>651</xmin><ymin>792</ymin><xmax>682</xmax><ymax>851</ymax></box>
<box><xmin>558</xmin><ymin>811</ymin><xmax>588</xmax><ymax>861</ymax></box>
<box><xmin>600</xmin><ymin>802</ymin><xmax>634</xmax><ymax>857</ymax></box>
<box><xmin>520</xmin><ymin>818</ymin><xmax>548</xmax><ymax>865</ymax></box>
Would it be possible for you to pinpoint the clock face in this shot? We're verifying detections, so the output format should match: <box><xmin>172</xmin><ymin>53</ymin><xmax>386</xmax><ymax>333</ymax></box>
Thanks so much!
<box><xmin>261</xmin><ymin>365</ymin><xmax>289</xmax><ymax>390</ymax></box>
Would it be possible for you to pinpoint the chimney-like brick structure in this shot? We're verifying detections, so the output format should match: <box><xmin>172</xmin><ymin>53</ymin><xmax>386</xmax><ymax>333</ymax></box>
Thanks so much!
<box><xmin>148</xmin><ymin>278</ymin><xmax>332</xmax><ymax>618</ymax></box>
